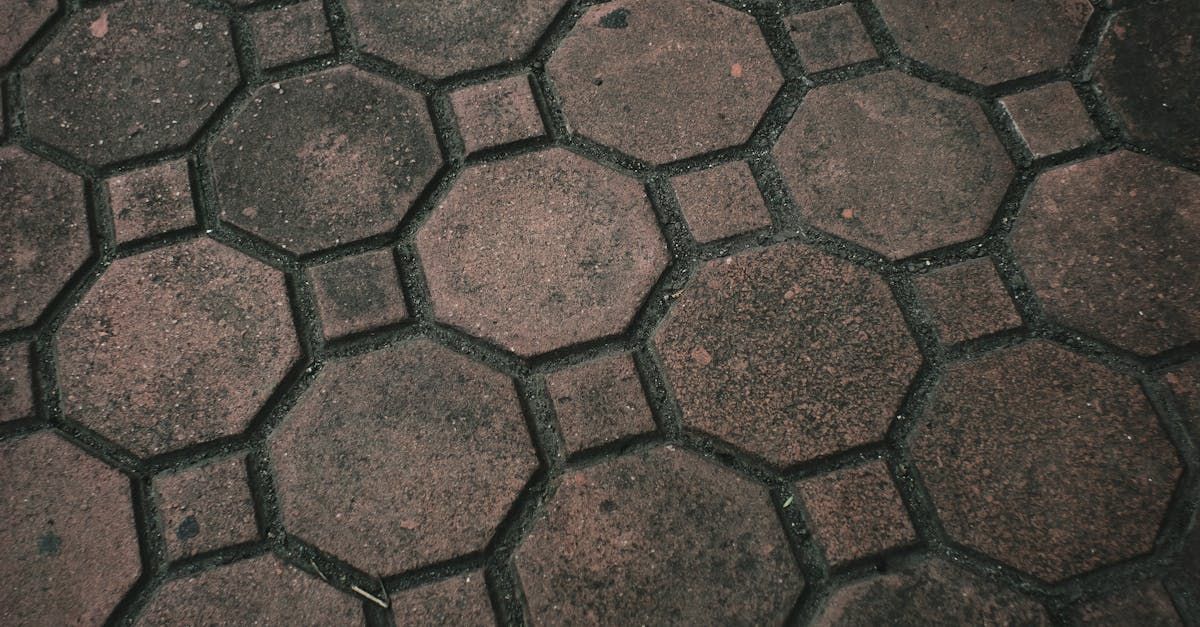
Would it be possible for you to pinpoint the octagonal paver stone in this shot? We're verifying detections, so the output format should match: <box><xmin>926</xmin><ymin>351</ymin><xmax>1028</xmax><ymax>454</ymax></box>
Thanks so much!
<box><xmin>1</xmin><ymin>146</ymin><xmax>89</xmax><ymax>332</ymax></box>
<box><xmin>1</xmin><ymin>431</ymin><xmax>141</xmax><ymax>626</ymax></box>
<box><xmin>23</xmin><ymin>0</ymin><xmax>237</xmax><ymax>166</ymax></box>
<box><xmin>874</xmin><ymin>0</ymin><xmax>1092</xmax><ymax>85</ymax></box>
<box><xmin>549</xmin><ymin>0</ymin><xmax>783</xmax><ymax>164</ymax></box>
<box><xmin>57</xmin><ymin>238</ymin><xmax>298</xmax><ymax>457</ymax></box>
<box><xmin>654</xmin><ymin>242</ymin><xmax>920</xmax><ymax>467</ymax></box>
<box><xmin>137</xmin><ymin>555</ymin><xmax>361</xmax><ymax>626</ymax></box>
<box><xmin>1013</xmin><ymin>151</ymin><xmax>1199</xmax><ymax>355</ymax></box>
<box><xmin>0</xmin><ymin>0</ymin><xmax>55</xmax><ymax>67</ymax></box>
<box><xmin>516</xmin><ymin>446</ymin><xmax>801</xmax><ymax>624</ymax></box>
<box><xmin>271</xmin><ymin>339</ymin><xmax>537</xmax><ymax>575</ymax></box>
<box><xmin>417</xmin><ymin>148</ymin><xmax>667</xmax><ymax>356</ymax></box>
<box><xmin>211</xmin><ymin>66</ymin><xmax>441</xmax><ymax>254</ymax></box>
<box><xmin>912</xmin><ymin>341</ymin><xmax>1181</xmax><ymax>582</ymax></box>
<box><xmin>814</xmin><ymin>559</ymin><xmax>1050</xmax><ymax>625</ymax></box>
<box><xmin>347</xmin><ymin>0</ymin><xmax>567</xmax><ymax>78</ymax></box>
<box><xmin>775</xmin><ymin>71</ymin><xmax>1012</xmax><ymax>259</ymax></box>
<box><xmin>1096</xmin><ymin>0</ymin><xmax>1200</xmax><ymax>161</ymax></box>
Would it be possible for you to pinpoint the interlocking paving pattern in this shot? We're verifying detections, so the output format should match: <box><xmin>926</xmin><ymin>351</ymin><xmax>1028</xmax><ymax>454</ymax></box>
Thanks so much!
<box><xmin>0</xmin><ymin>0</ymin><xmax>1197</xmax><ymax>624</ymax></box>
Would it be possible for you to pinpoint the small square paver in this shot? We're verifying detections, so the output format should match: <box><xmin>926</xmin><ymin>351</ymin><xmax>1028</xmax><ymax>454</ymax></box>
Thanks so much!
<box><xmin>672</xmin><ymin>161</ymin><xmax>773</xmax><ymax>243</ymax></box>
<box><xmin>546</xmin><ymin>354</ymin><xmax>656</xmax><ymax>454</ymax></box>
<box><xmin>310</xmin><ymin>249</ymin><xmax>407</xmax><ymax>339</ymax></box>
<box><xmin>106</xmin><ymin>159</ymin><xmax>194</xmax><ymax>244</ymax></box>
<box><xmin>248</xmin><ymin>1</ymin><xmax>333</xmax><ymax>70</ymax></box>
<box><xmin>1001</xmin><ymin>82</ymin><xmax>1099</xmax><ymax>157</ymax></box>
<box><xmin>794</xmin><ymin>459</ymin><xmax>916</xmax><ymax>566</ymax></box>
<box><xmin>390</xmin><ymin>571</ymin><xmax>494</xmax><ymax>626</ymax></box>
<box><xmin>451</xmin><ymin>75</ymin><xmax>544</xmax><ymax>153</ymax></box>
<box><xmin>1</xmin><ymin>343</ymin><xmax>34</xmax><ymax>422</ymax></box>
<box><xmin>914</xmin><ymin>257</ymin><xmax>1022</xmax><ymax>345</ymax></box>
<box><xmin>155</xmin><ymin>454</ymin><xmax>259</xmax><ymax>561</ymax></box>
<box><xmin>1165</xmin><ymin>360</ymin><xmax>1199</xmax><ymax>435</ymax></box>
<box><xmin>788</xmin><ymin>4</ymin><xmax>878</xmax><ymax>73</ymax></box>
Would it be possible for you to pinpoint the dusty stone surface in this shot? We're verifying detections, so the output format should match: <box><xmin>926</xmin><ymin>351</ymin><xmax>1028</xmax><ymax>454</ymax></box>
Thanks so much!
<box><xmin>155</xmin><ymin>455</ymin><xmax>258</xmax><ymax>561</ymax></box>
<box><xmin>545</xmin><ymin>353</ymin><xmax>656</xmax><ymax>454</ymax></box>
<box><xmin>390</xmin><ymin>571</ymin><xmax>493</xmax><ymax>626</ymax></box>
<box><xmin>795</xmin><ymin>460</ymin><xmax>916</xmax><ymax>566</ymax></box>
<box><xmin>107</xmin><ymin>159</ymin><xmax>195</xmax><ymax>244</ymax></box>
<box><xmin>0</xmin><ymin>0</ymin><xmax>56</xmax><ymax>68</ymax></box>
<box><xmin>309</xmin><ymin>249</ymin><xmax>407</xmax><ymax>339</ymax></box>
<box><xmin>788</xmin><ymin>4</ymin><xmax>878</xmax><ymax>73</ymax></box>
<box><xmin>914</xmin><ymin>258</ymin><xmax>1022</xmax><ymax>345</ymax></box>
<box><xmin>0</xmin><ymin>343</ymin><xmax>34</xmax><ymax>422</ymax></box>
<box><xmin>248</xmin><ymin>0</ymin><xmax>333</xmax><ymax>69</ymax></box>
<box><xmin>1000</xmin><ymin>82</ymin><xmax>1099</xmax><ymax>157</ymax></box>
<box><xmin>451</xmin><ymin>75</ymin><xmax>545</xmax><ymax>153</ymax></box>
<box><xmin>671</xmin><ymin>161</ymin><xmax>773</xmax><ymax>243</ymax></box>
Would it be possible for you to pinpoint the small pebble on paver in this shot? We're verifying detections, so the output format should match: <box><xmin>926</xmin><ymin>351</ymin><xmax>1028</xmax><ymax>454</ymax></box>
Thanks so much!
<box><xmin>22</xmin><ymin>0</ymin><xmax>238</xmax><ymax>165</ymax></box>
<box><xmin>418</xmin><ymin>148</ymin><xmax>666</xmax><ymax>356</ymax></box>
<box><xmin>57</xmin><ymin>238</ymin><xmax>298</xmax><ymax>457</ymax></box>
<box><xmin>788</xmin><ymin>4</ymin><xmax>877</xmax><ymax>73</ymax></box>
<box><xmin>874</xmin><ymin>0</ymin><xmax>1092</xmax><ymax>85</ymax></box>
<box><xmin>549</xmin><ymin>0</ymin><xmax>782</xmax><ymax>163</ymax></box>
<box><xmin>136</xmin><ymin>555</ymin><xmax>361</xmax><ymax>626</ymax></box>
<box><xmin>451</xmin><ymin>75</ymin><xmax>544</xmax><ymax>154</ymax></box>
<box><xmin>346</xmin><ymin>0</ymin><xmax>567</xmax><ymax>78</ymax></box>
<box><xmin>775</xmin><ymin>71</ymin><xmax>1012</xmax><ymax>259</ymax></box>
<box><xmin>1096</xmin><ymin>0</ymin><xmax>1200</xmax><ymax>161</ymax></box>
<box><xmin>671</xmin><ymin>161</ymin><xmax>773</xmax><ymax>243</ymax></box>
<box><xmin>1</xmin><ymin>147</ymin><xmax>89</xmax><ymax>333</ymax></box>
<box><xmin>912</xmin><ymin>341</ymin><xmax>1181</xmax><ymax>582</ymax></box>
<box><xmin>795</xmin><ymin>460</ymin><xmax>916</xmax><ymax>566</ymax></box>
<box><xmin>248</xmin><ymin>0</ymin><xmax>332</xmax><ymax>69</ymax></box>
<box><xmin>107</xmin><ymin>159</ymin><xmax>195</xmax><ymax>244</ymax></box>
<box><xmin>0</xmin><ymin>0</ymin><xmax>56</xmax><ymax>67</ymax></box>
<box><xmin>516</xmin><ymin>446</ymin><xmax>801</xmax><ymax>624</ymax></box>
<box><xmin>271</xmin><ymin>339</ymin><xmax>537</xmax><ymax>575</ymax></box>
<box><xmin>0</xmin><ymin>343</ymin><xmax>34</xmax><ymax>422</ymax></box>
<box><xmin>1014</xmin><ymin>150</ymin><xmax>1200</xmax><ymax>355</ymax></box>
<box><xmin>655</xmin><ymin>242</ymin><xmax>920</xmax><ymax>467</ymax></box>
<box><xmin>546</xmin><ymin>353</ymin><xmax>656</xmax><ymax>454</ymax></box>
<box><xmin>390</xmin><ymin>571</ymin><xmax>494</xmax><ymax>626</ymax></box>
<box><xmin>1001</xmin><ymin>82</ymin><xmax>1099</xmax><ymax>157</ymax></box>
<box><xmin>155</xmin><ymin>455</ymin><xmax>258</xmax><ymax>561</ymax></box>
<box><xmin>814</xmin><ymin>558</ymin><xmax>1050</xmax><ymax>625</ymax></box>
<box><xmin>914</xmin><ymin>257</ymin><xmax>1022</xmax><ymax>345</ymax></box>
<box><xmin>1073</xmin><ymin>581</ymin><xmax>1183</xmax><ymax>626</ymax></box>
<box><xmin>0</xmin><ymin>432</ymin><xmax>141</xmax><ymax>626</ymax></box>
<box><xmin>309</xmin><ymin>249</ymin><xmax>407</xmax><ymax>339</ymax></box>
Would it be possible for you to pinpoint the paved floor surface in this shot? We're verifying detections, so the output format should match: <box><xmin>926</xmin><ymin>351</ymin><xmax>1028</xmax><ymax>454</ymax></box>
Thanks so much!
<box><xmin>1</xmin><ymin>0</ymin><xmax>1198</xmax><ymax>624</ymax></box>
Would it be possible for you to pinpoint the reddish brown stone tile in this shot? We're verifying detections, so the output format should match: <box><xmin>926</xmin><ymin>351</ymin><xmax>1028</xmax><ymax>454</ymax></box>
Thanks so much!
<box><xmin>155</xmin><ymin>455</ymin><xmax>258</xmax><ymax>561</ymax></box>
<box><xmin>545</xmin><ymin>353</ymin><xmax>655</xmax><ymax>454</ymax></box>
<box><xmin>516</xmin><ymin>446</ymin><xmax>801</xmax><ymax>624</ymax></box>
<box><xmin>914</xmin><ymin>258</ymin><xmax>1022</xmax><ymax>345</ymax></box>
<box><xmin>1178</xmin><ymin>524</ymin><xmax>1200</xmax><ymax>614</ymax></box>
<box><xmin>391</xmin><ymin>571</ymin><xmax>493</xmax><ymax>626</ymax></box>
<box><xmin>107</xmin><ymin>159</ymin><xmax>195</xmax><ymax>244</ymax></box>
<box><xmin>211</xmin><ymin>66</ymin><xmax>441</xmax><ymax>254</ymax></box>
<box><xmin>0</xmin><ymin>431</ymin><xmax>140</xmax><ymax>626</ymax></box>
<box><xmin>1001</xmin><ymin>82</ymin><xmax>1099</xmax><ymax>157</ymax></box>
<box><xmin>137</xmin><ymin>555</ymin><xmax>362</xmax><ymax>626</ymax></box>
<box><xmin>1</xmin><ymin>146</ymin><xmax>89</xmax><ymax>332</ymax></box>
<box><xmin>417</xmin><ymin>148</ymin><xmax>667</xmax><ymax>356</ymax></box>
<box><xmin>775</xmin><ymin>71</ymin><xmax>1012</xmax><ymax>259</ymax></box>
<box><xmin>549</xmin><ymin>0</ymin><xmax>783</xmax><ymax>163</ymax></box>
<box><xmin>22</xmin><ymin>0</ymin><xmax>237</xmax><ymax>165</ymax></box>
<box><xmin>450</xmin><ymin>75</ymin><xmax>544</xmax><ymax>153</ymax></box>
<box><xmin>788</xmin><ymin>4</ymin><xmax>877</xmax><ymax>73</ymax></box>
<box><xmin>874</xmin><ymin>0</ymin><xmax>1092</xmax><ymax>85</ymax></box>
<box><xmin>814</xmin><ymin>558</ymin><xmax>1050</xmax><ymax>625</ymax></box>
<box><xmin>1074</xmin><ymin>581</ymin><xmax>1182</xmax><ymax>626</ymax></box>
<box><xmin>1096</xmin><ymin>0</ymin><xmax>1200</xmax><ymax>161</ymax></box>
<box><xmin>271</xmin><ymin>339</ymin><xmax>537</xmax><ymax>574</ymax></box>
<box><xmin>346</xmin><ymin>0</ymin><xmax>566</xmax><ymax>78</ymax></box>
<box><xmin>57</xmin><ymin>238</ymin><xmax>298</xmax><ymax>456</ymax></box>
<box><xmin>310</xmin><ymin>249</ymin><xmax>407</xmax><ymax>339</ymax></box>
<box><xmin>795</xmin><ymin>460</ymin><xmax>916</xmax><ymax>566</ymax></box>
<box><xmin>655</xmin><ymin>242</ymin><xmax>920</xmax><ymax>467</ymax></box>
<box><xmin>0</xmin><ymin>0</ymin><xmax>55</xmax><ymax>67</ymax></box>
<box><xmin>249</xmin><ymin>0</ymin><xmax>333</xmax><ymax>69</ymax></box>
<box><xmin>912</xmin><ymin>341</ymin><xmax>1181</xmax><ymax>582</ymax></box>
<box><xmin>1</xmin><ymin>343</ymin><xmax>34</xmax><ymax>422</ymax></box>
<box><xmin>1013</xmin><ymin>150</ymin><xmax>1199</xmax><ymax>355</ymax></box>
<box><xmin>1165</xmin><ymin>360</ymin><xmax>1199</xmax><ymax>435</ymax></box>
<box><xmin>671</xmin><ymin>161</ymin><xmax>773</xmax><ymax>243</ymax></box>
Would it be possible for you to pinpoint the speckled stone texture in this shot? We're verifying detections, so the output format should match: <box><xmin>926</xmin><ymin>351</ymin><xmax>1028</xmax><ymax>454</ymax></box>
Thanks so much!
<box><xmin>516</xmin><ymin>446</ymin><xmax>801</xmax><ymax>624</ymax></box>
<box><xmin>106</xmin><ymin>159</ymin><xmax>195</xmax><ymax>243</ymax></box>
<box><xmin>309</xmin><ymin>249</ymin><xmax>407</xmax><ymax>339</ymax></box>
<box><xmin>248</xmin><ymin>0</ymin><xmax>333</xmax><ymax>69</ymax></box>
<box><xmin>451</xmin><ymin>75</ymin><xmax>544</xmax><ymax>153</ymax></box>
<box><xmin>1074</xmin><ymin>581</ymin><xmax>1183</xmax><ymax>626</ymax></box>
<box><xmin>788</xmin><ymin>4</ymin><xmax>877</xmax><ymax>73</ymax></box>
<box><xmin>914</xmin><ymin>258</ymin><xmax>1022</xmax><ymax>345</ymax></box>
<box><xmin>0</xmin><ymin>343</ymin><xmax>34</xmax><ymax>422</ymax></box>
<box><xmin>0</xmin><ymin>0</ymin><xmax>56</xmax><ymax>67</ymax></box>
<box><xmin>795</xmin><ymin>460</ymin><xmax>916</xmax><ymax>566</ymax></box>
<box><xmin>155</xmin><ymin>455</ymin><xmax>258</xmax><ymax>560</ymax></box>
<box><xmin>1000</xmin><ymin>82</ymin><xmax>1098</xmax><ymax>157</ymax></box>
<box><xmin>545</xmin><ymin>353</ymin><xmax>656</xmax><ymax>453</ymax></box>
<box><xmin>671</xmin><ymin>161</ymin><xmax>773</xmax><ymax>243</ymax></box>
<box><xmin>390</xmin><ymin>571</ymin><xmax>494</xmax><ymax>626</ymax></box>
